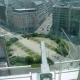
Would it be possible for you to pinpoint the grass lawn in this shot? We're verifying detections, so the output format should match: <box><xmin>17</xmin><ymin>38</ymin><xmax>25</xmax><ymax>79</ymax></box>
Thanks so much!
<box><xmin>30</xmin><ymin>37</ymin><xmax>40</xmax><ymax>43</ymax></box>
<box><xmin>30</xmin><ymin>37</ymin><xmax>57</xmax><ymax>52</ymax></box>
<box><xmin>15</xmin><ymin>42</ymin><xmax>36</xmax><ymax>56</ymax></box>
<box><xmin>31</xmin><ymin>64</ymin><xmax>41</xmax><ymax>68</ymax></box>
<box><xmin>15</xmin><ymin>63</ymin><xmax>26</xmax><ymax>66</ymax></box>
<box><xmin>33</xmin><ymin>55</ymin><xmax>41</xmax><ymax>59</ymax></box>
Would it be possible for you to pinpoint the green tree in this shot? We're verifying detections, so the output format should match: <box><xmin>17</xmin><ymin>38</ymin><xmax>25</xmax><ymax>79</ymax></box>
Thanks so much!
<box><xmin>10</xmin><ymin>57</ymin><xmax>16</xmax><ymax>65</ymax></box>
<box><xmin>55</xmin><ymin>37</ymin><xmax>61</xmax><ymax>43</ymax></box>
<box><xmin>10</xmin><ymin>37</ymin><xmax>18</xmax><ymax>43</ymax></box>
<box><xmin>6</xmin><ymin>41</ymin><xmax>12</xmax><ymax>46</ymax></box>
<box><xmin>25</xmin><ymin>56</ymin><xmax>34</xmax><ymax>64</ymax></box>
<box><xmin>31</xmin><ymin>33</ymin><xmax>38</xmax><ymax>37</ymax></box>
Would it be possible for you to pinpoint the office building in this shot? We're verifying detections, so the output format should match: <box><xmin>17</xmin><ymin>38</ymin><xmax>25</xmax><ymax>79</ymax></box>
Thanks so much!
<box><xmin>7</xmin><ymin>1</ymin><xmax>45</xmax><ymax>33</ymax></box>
<box><xmin>70</xmin><ymin>7</ymin><xmax>80</xmax><ymax>40</ymax></box>
<box><xmin>52</xmin><ymin>4</ymin><xmax>70</xmax><ymax>35</ymax></box>
<box><xmin>31</xmin><ymin>1</ymin><xmax>45</xmax><ymax>26</ymax></box>
<box><xmin>13</xmin><ymin>8</ymin><xmax>38</xmax><ymax>33</ymax></box>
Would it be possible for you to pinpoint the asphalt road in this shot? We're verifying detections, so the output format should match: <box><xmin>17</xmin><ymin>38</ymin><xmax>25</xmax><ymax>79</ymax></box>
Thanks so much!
<box><xmin>35</xmin><ymin>14</ymin><xmax>52</xmax><ymax>34</ymax></box>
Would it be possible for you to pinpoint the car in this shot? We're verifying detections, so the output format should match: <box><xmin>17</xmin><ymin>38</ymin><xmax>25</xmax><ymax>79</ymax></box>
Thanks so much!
<box><xmin>47</xmin><ymin>29</ymin><xmax>49</xmax><ymax>31</ymax></box>
<box><xmin>42</xmin><ymin>28</ymin><xmax>44</xmax><ymax>30</ymax></box>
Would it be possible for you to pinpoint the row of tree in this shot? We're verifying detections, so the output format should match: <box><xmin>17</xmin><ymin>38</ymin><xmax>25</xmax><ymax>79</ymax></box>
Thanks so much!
<box><xmin>10</xmin><ymin>56</ymin><xmax>54</xmax><ymax>66</ymax></box>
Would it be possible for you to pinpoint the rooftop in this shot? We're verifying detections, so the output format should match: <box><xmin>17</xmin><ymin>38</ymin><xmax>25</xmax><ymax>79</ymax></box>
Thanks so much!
<box><xmin>32</xmin><ymin>1</ymin><xmax>43</xmax><ymax>5</ymax></box>
<box><xmin>53</xmin><ymin>4</ymin><xmax>70</xmax><ymax>8</ymax></box>
<box><xmin>13</xmin><ymin>8</ymin><xmax>37</xmax><ymax>12</ymax></box>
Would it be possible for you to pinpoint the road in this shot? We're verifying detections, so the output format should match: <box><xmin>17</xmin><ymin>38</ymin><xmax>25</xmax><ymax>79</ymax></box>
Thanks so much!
<box><xmin>35</xmin><ymin>14</ymin><xmax>52</xmax><ymax>34</ymax></box>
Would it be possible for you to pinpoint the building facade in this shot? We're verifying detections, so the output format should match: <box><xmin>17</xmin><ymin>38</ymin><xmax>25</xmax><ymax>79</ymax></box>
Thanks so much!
<box><xmin>70</xmin><ymin>7</ymin><xmax>80</xmax><ymax>40</ymax></box>
<box><xmin>13</xmin><ymin>8</ymin><xmax>39</xmax><ymax>33</ymax></box>
<box><xmin>0</xmin><ymin>0</ymin><xmax>8</xmax><ymax>24</ymax></box>
<box><xmin>52</xmin><ymin>4</ymin><xmax>80</xmax><ymax>39</ymax></box>
<box><xmin>0</xmin><ymin>35</ymin><xmax>9</xmax><ymax>66</ymax></box>
<box><xmin>7</xmin><ymin>1</ymin><xmax>45</xmax><ymax>33</ymax></box>
<box><xmin>31</xmin><ymin>1</ymin><xmax>45</xmax><ymax>26</ymax></box>
<box><xmin>52</xmin><ymin>4</ymin><xmax>70</xmax><ymax>35</ymax></box>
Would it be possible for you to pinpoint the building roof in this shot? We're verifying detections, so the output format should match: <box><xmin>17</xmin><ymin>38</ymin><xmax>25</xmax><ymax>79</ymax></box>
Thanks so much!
<box><xmin>13</xmin><ymin>8</ymin><xmax>37</xmax><ymax>12</ymax></box>
<box><xmin>32</xmin><ymin>1</ymin><xmax>43</xmax><ymax>5</ymax></box>
<box><xmin>53</xmin><ymin>4</ymin><xmax>70</xmax><ymax>8</ymax></box>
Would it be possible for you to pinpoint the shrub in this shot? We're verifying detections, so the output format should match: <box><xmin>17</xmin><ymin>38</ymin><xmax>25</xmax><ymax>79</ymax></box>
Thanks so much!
<box><xmin>21</xmin><ymin>34</ymin><xmax>27</xmax><ymax>38</ymax></box>
<box><xmin>16</xmin><ymin>56</ymin><xmax>25</xmax><ymax>63</ymax></box>
<box><xmin>34</xmin><ymin>56</ymin><xmax>41</xmax><ymax>63</ymax></box>
<box><xmin>6</xmin><ymin>41</ymin><xmax>12</xmax><ymax>46</ymax></box>
<box><xmin>25</xmin><ymin>56</ymin><xmax>34</xmax><ymax>64</ymax></box>
<box><xmin>7</xmin><ymin>47</ymin><xmax>13</xmax><ymax>52</ymax></box>
<box><xmin>10</xmin><ymin>57</ymin><xmax>16</xmax><ymax>65</ymax></box>
<box><xmin>55</xmin><ymin>37</ymin><xmax>61</xmax><ymax>43</ymax></box>
<box><xmin>10</xmin><ymin>56</ymin><xmax>25</xmax><ymax>65</ymax></box>
<box><xmin>31</xmin><ymin>33</ymin><xmax>38</xmax><ymax>37</ymax></box>
<box><xmin>45</xmin><ymin>34</ymin><xmax>51</xmax><ymax>38</ymax></box>
<box><xmin>8</xmin><ymin>52</ymin><xmax>12</xmax><ymax>56</ymax></box>
<box><xmin>10</xmin><ymin>37</ymin><xmax>18</xmax><ymax>43</ymax></box>
<box><xmin>21</xmin><ymin>34</ymin><xmax>31</xmax><ymax>39</ymax></box>
<box><xmin>47</xmin><ymin>58</ymin><xmax>54</xmax><ymax>65</ymax></box>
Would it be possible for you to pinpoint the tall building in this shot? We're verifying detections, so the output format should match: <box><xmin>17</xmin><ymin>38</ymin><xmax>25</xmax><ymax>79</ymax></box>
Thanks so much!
<box><xmin>52</xmin><ymin>4</ymin><xmax>70</xmax><ymax>35</ymax></box>
<box><xmin>70</xmin><ymin>7</ymin><xmax>80</xmax><ymax>40</ymax></box>
<box><xmin>0</xmin><ymin>0</ymin><xmax>8</xmax><ymax>23</ymax></box>
<box><xmin>70</xmin><ymin>0</ymin><xmax>80</xmax><ymax>7</ymax></box>
<box><xmin>0</xmin><ymin>35</ymin><xmax>10</xmax><ymax>76</ymax></box>
<box><xmin>52</xmin><ymin>4</ymin><xmax>80</xmax><ymax>40</ymax></box>
<box><xmin>31</xmin><ymin>1</ymin><xmax>45</xmax><ymax>26</ymax></box>
<box><xmin>0</xmin><ymin>35</ymin><xmax>9</xmax><ymax>66</ymax></box>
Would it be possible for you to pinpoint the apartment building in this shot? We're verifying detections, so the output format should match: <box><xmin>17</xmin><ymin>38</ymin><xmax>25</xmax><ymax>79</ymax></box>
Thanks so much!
<box><xmin>52</xmin><ymin>4</ymin><xmax>70</xmax><ymax>35</ymax></box>
<box><xmin>31</xmin><ymin>1</ymin><xmax>45</xmax><ymax>26</ymax></box>
<box><xmin>13</xmin><ymin>8</ymin><xmax>38</xmax><ymax>33</ymax></box>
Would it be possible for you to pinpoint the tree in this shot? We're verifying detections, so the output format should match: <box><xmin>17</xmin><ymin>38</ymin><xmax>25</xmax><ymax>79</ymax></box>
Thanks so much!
<box><xmin>25</xmin><ymin>56</ymin><xmax>34</xmax><ymax>64</ymax></box>
<box><xmin>31</xmin><ymin>33</ymin><xmax>38</xmax><ymax>37</ymax></box>
<box><xmin>6</xmin><ymin>41</ymin><xmax>12</xmax><ymax>46</ymax></box>
<box><xmin>45</xmin><ymin>34</ymin><xmax>51</xmax><ymax>38</ymax></box>
<box><xmin>55</xmin><ymin>37</ymin><xmax>61</xmax><ymax>43</ymax></box>
<box><xmin>10</xmin><ymin>57</ymin><xmax>16</xmax><ymax>65</ymax></box>
<box><xmin>10</xmin><ymin>37</ymin><xmax>18</xmax><ymax>42</ymax></box>
<box><xmin>34</xmin><ymin>56</ymin><xmax>41</xmax><ymax>63</ymax></box>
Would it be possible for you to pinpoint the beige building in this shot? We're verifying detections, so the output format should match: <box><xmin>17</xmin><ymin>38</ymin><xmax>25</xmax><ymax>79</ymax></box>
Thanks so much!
<box><xmin>13</xmin><ymin>8</ymin><xmax>39</xmax><ymax>33</ymax></box>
